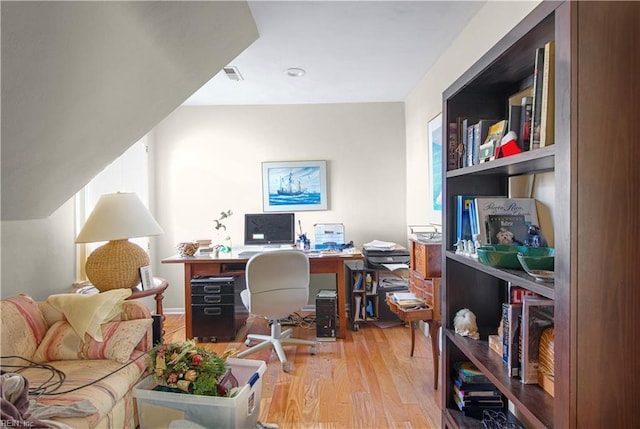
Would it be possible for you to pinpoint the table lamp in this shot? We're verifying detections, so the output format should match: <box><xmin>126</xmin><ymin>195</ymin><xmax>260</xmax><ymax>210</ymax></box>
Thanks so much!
<box><xmin>75</xmin><ymin>192</ymin><xmax>164</xmax><ymax>292</ymax></box>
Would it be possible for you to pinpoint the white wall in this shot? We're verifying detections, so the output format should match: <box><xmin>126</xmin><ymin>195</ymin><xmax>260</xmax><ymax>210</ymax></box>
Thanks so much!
<box><xmin>405</xmin><ymin>0</ymin><xmax>541</xmax><ymax>228</ymax></box>
<box><xmin>151</xmin><ymin>103</ymin><xmax>407</xmax><ymax>309</ymax></box>
<box><xmin>1</xmin><ymin>199</ymin><xmax>76</xmax><ymax>300</ymax></box>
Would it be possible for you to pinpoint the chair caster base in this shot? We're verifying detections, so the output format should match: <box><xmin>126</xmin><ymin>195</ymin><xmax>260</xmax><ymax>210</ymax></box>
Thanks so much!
<box><xmin>282</xmin><ymin>362</ymin><xmax>293</xmax><ymax>373</ymax></box>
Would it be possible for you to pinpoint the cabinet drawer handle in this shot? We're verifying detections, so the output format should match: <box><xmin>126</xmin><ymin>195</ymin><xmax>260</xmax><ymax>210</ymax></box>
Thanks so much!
<box><xmin>204</xmin><ymin>295</ymin><xmax>222</xmax><ymax>303</ymax></box>
<box><xmin>204</xmin><ymin>285</ymin><xmax>221</xmax><ymax>294</ymax></box>
<box><xmin>204</xmin><ymin>307</ymin><xmax>222</xmax><ymax>316</ymax></box>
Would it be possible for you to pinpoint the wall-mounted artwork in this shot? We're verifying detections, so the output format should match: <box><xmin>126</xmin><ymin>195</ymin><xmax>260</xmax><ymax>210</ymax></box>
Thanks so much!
<box><xmin>428</xmin><ymin>113</ymin><xmax>443</xmax><ymax>212</ymax></box>
<box><xmin>262</xmin><ymin>160</ymin><xmax>327</xmax><ymax>212</ymax></box>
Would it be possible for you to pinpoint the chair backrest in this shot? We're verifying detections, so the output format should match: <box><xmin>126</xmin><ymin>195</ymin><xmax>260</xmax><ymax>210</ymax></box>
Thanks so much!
<box><xmin>244</xmin><ymin>250</ymin><xmax>310</xmax><ymax>320</ymax></box>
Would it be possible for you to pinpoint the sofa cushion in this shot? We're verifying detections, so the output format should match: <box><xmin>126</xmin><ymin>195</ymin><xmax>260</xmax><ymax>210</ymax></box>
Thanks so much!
<box><xmin>46</xmin><ymin>289</ymin><xmax>131</xmax><ymax>341</ymax></box>
<box><xmin>21</xmin><ymin>353</ymin><xmax>147</xmax><ymax>429</ymax></box>
<box><xmin>33</xmin><ymin>318</ymin><xmax>152</xmax><ymax>364</ymax></box>
<box><xmin>0</xmin><ymin>294</ymin><xmax>48</xmax><ymax>364</ymax></box>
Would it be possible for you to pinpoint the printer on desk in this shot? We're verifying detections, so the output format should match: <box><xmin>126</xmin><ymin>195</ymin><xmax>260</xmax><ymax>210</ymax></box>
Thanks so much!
<box><xmin>363</xmin><ymin>247</ymin><xmax>410</xmax><ymax>269</ymax></box>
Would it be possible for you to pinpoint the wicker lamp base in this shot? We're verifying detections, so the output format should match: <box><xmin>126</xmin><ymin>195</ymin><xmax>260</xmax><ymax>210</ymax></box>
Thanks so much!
<box><xmin>85</xmin><ymin>239</ymin><xmax>149</xmax><ymax>291</ymax></box>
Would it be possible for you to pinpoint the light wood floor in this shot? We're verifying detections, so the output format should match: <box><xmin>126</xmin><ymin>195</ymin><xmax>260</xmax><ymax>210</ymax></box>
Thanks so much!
<box><xmin>163</xmin><ymin>313</ymin><xmax>442</xmax><ymax>428</ymax></box>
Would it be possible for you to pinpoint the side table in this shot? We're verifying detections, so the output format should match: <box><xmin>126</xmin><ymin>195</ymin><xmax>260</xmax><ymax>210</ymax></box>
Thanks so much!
<box><xmin>74</xmin><ymin>277</ymin><xmax>169</xmax><ymax>340</ymax></box>
<box><xmin>385</xmin><ymin>293</ymin><xmax>440</xmax><ymax>390</ymax></box>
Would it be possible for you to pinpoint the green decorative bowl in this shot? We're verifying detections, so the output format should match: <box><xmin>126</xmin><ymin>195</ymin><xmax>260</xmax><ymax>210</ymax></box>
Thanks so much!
<box><xmin>476</xmin><ymin>245</ymin><xmax>528</xmax><ymax>269</ymax></box>
<box><xmin>517</xmin><ymin>247</ymin><xmax>555</xmax><ymax>272</ymax></box>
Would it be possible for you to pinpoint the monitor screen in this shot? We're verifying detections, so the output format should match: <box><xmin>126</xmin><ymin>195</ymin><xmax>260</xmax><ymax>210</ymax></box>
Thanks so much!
<box><xmin>244</xmin><ymin>213</ymin><xmax>295</xmax><ymax>245</ymax></box>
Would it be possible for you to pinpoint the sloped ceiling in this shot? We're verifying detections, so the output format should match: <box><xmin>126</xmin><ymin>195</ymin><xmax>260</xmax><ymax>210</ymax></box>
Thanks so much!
<box><xmin>1</xmin><ymin>1</ymin><xmax>258</xmax><ymax>220</ymax></box>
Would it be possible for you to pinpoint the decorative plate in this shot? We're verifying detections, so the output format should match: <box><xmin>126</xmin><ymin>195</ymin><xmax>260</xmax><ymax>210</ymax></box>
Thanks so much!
<box><xmin>527</xmin><ymin>269</ymin><xmax>554</xmax><ymax>282</ymax></box>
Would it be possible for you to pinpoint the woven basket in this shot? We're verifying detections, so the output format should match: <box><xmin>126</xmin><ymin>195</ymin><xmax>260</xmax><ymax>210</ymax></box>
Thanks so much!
<box><xmin>177</xmin><ymin>242</ymin><xmax>199</xmax><ymax>257</ymax></box>
<box><xmin>85</xmin><ymin>240</ymin><xmax>149</xmax><ymax>291</ymax></box>
<box><xmin>538</xmin><ymin>327</ymin><xmax>555</xmax><ymax>376</ymax></box>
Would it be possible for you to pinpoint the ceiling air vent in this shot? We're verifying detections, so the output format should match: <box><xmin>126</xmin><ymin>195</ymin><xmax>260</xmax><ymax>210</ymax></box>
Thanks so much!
<box><xmin>223</xmin><ymin>66</ymin><xmax>243</xmax><ymax>81</ymax></box>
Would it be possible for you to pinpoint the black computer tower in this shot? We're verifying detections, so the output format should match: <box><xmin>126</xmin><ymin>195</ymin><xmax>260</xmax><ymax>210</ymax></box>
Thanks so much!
<box><xmin>316</xmin><ymin>290</ymin><xmax>337</xmax><ymax>340</ymax></box>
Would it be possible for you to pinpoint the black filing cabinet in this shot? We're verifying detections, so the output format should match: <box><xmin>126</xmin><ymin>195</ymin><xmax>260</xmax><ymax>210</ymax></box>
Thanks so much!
<box><xmin>191</xmin><ymin>276</ymin><xmax>248</xmax><ymax>342</ymax></box>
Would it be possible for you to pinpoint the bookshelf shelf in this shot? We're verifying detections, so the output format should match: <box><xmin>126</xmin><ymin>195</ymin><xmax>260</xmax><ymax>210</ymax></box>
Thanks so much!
<box><xmin>440</xmin><ymin>2</ymin><xmax>640</xmax><ymax>428</ymax></box>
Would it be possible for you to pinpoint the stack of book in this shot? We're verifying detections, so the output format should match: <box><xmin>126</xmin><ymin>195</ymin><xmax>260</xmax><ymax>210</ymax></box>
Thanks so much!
<box><xmin>452</xmin><ymin>362</ymin><xmax>504</xmax><ymax>419</ymax></box>
<box><xmin>390</xmin><ymin>291</ymin><xmax>425</xmax><ymax>309</ymax></box>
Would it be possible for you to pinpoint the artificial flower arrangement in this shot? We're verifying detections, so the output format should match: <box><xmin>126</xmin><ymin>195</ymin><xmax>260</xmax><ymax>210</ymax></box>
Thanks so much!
<box><xmin>148</xmin><ymin>339</ymin><xmax>239</xmax><ymax>397</ymax></box>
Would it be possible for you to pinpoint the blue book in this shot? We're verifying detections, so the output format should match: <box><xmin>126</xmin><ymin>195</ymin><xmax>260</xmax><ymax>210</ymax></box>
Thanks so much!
<box><xmin>455</xmin><ymin>195</ymin><xmax>475</xmax><ymax>241</ymax></box>
<box><xmin>469</xmin><ymin>199</ymin><xmax>478</xmax><ymax>239</ymax></box>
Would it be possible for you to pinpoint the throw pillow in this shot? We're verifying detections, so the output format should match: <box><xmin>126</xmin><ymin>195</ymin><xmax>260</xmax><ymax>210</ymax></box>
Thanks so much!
<box><xmin>0</xmin><ymin>294</ymin><xmax>48</xmax><ymax>365</ymax></box>
<box><xmin>33</xmin><ymin>318</ymin><xmax>152</xmax><ymax>364</ymax></box>
<box><xmin>46</xmin><ymin>289</ymin><xmax>132</xmax><ymax>341</ymax></box>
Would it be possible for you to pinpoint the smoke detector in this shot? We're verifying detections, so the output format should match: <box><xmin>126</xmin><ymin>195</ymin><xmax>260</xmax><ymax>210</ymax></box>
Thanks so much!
<box><xmin>223</xmin><ymin>66</ymin><xmax>243</xmax><ymax>81</ymax></box>
<box><xmin>284</xmin><ymin>67</ymin><xmax>306</xmax><ymax>77</ymax></box>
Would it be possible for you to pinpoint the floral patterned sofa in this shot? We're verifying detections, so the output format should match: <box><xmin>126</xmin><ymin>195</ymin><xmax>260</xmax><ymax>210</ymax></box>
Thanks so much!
<box><xmin>0</xmin><ymin>292</ymin><xmax>154</xmax><ymax>429</ymax></box>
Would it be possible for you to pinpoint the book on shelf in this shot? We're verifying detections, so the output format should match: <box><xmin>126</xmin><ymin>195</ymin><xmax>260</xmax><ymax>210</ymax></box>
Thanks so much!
<box><xmin>473</xmin><ymin>120</ymin><xmax>499</xmax><ymax>165</ymax></box>
<box><xmin>447</xmin><ymin>121</ymin><xmax>459</xmax><ymax>171</ymax></box>
<box><xmin>453</xmin><ymin>377</ymin><xmax>498</xmax><ymax>392</ymax></box>
<box><xmin>486</xmin><ymin>214</ymin><xmax>529</xmax><ymax>246</ymax></box>
<box><xmin>507</xmin><ymin>86</ymin><xmax>533</xmax><ymax>151</ymax></box>
<box><xmin>479</xmin><ymin>120</ymin><xmax>507</xmax><ymax>163</ymax></box>
<box><xmin>509</xmin><ymin>284</ymin><xmax>541</xmax><ymax>304</ymax></box>
<box><xmin>521</xmin><ymin>297</ymin><xmax>554</xmax><ymax>384</ymax></box>
<box><xmin>502</xmin><ymin>303</ymin><xmax>522</xmax><ymax>378</ymax></box>
<box><xmin>530</xmin><ymin>46</ymin><xmax>546</xmax><ymax>150</ymax></box>
<box><xmin>519</xmin><ymin>96</ymin><xmax>533</xmax><ymax>151</ymax></box>
<box><xmin>353</xmin><ymin>273</ymin><xmax>363</xmax><ymax>291</ymax></box>
<box><xmin>453</xmin><ymin>384</ymin><xmax>501</xmax><ymax>400</ymax></box>
<box><xmin>455</xmin><ymin>195</ymin><xmax>475</xmax><ymax>241</ymax></box>
<box><xmin>453</xmin><ymin>361</ymin><xmax>490</xmax><ymax>384</ymax></box>
<box><xmin>540</xmin><ymin>41</ymin><xmax>555</xmax><ymax>148</ymax></box>
<box><xmin>453</xmin><ymin>394</ymin><xmax>504</xmax><ymax>418</ymax></box>
<box><xmin>473</xmin><ymin>197</ymin><xmax>540</xmax><ymax>246</ymax></box>
<box><xmin>462</xmin><ymin>118</ymin><xmax>472</xmax><ymax>168</ymax></box>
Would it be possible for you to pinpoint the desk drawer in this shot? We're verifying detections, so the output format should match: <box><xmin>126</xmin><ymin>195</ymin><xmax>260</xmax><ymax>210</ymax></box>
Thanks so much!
<box><xmin>410</xmin><ymin>241</ymin><xmax>441</xmax><ymax>278</ymax></box>
<box><xmin>191</xmin><ymin>294</ymin><xmax>235</xmax><ymax>305</ymax></box>
<box><xmin>191</xmin><ymin>282</ymin><xmax>235</xmax><ymax>295</ymax></box>
<box><xmin>410</xmin><ymin>274</ymin><xmax>441</xmax><ymax>321</ymax></box>
<box><xmin>191</xmin><ymin>305</ymin><xmax>235</xmax><ymax>341</ymax></box>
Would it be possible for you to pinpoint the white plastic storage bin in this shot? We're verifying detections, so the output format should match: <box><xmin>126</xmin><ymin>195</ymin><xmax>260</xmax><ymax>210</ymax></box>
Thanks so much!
<box><xmin>133</xmin><ymin>358</ymin><xmax>266</xmax><ymax>429</ymax></box>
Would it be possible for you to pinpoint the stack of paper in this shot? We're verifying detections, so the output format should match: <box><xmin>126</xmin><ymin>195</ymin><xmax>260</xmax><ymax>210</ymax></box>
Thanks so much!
<box><xmin>391</xmin><ymin>292</ymin><xmax>425</xmax><ymax>308</ymax></box>
<box><xmin>363</xmin><ymin>240</ymin><xmax>397</xmax><ymax>251</ymax></box>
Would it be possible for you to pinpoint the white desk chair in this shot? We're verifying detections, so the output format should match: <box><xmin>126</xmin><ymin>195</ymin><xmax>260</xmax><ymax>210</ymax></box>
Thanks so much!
<box><xmin>236</xmin><ymin>250</ymin><xmax>317</xmax><ymax>372</ymax></box>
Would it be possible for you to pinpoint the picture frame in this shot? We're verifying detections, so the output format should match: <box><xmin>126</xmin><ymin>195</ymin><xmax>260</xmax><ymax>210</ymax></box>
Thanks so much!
<box><xmin>262</xmin><ymin>160</ymin><xmax>328</xmax><ymax>212</ymax></box>
<box><xmin>139</xmin><ymin>265</ymin><xmax>153</xmax><ymax>290</ymax></box>
<box><xmin>428</xmin><ymin>113</ymin><xmax>443</xmax><ymax>212</ymax></box>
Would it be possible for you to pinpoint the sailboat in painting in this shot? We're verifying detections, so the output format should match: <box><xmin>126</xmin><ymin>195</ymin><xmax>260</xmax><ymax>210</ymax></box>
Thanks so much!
<box><xmin>278</xmin><ymin>172</ymin><xmax>306</xmax><ymax>196</ymax></box>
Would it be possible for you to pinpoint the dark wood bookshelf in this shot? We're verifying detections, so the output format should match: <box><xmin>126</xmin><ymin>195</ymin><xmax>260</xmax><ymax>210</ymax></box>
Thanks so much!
<box><xmin>440</xmin><ymin>1</ymin><xmax>640</xmax><ymax>428</ymax></box>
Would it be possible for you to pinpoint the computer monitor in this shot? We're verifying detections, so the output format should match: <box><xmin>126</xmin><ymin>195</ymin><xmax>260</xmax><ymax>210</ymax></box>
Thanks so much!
<box><xmin>244</xmin><ymin>213</ymin><xmax>295</xmax><ymax>246</ymax></box>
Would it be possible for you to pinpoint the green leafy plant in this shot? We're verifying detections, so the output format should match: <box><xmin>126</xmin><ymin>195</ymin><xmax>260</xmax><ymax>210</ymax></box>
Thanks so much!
<box><xmin>148</xmin><ymin>339</ymin><xmax>238</xmax><ymax>397</ymax></box>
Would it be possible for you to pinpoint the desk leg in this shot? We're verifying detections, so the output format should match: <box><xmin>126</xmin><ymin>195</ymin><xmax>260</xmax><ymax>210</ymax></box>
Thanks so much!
<box><xmin>429</xmin><ymin>321</ymin><xmax>440</xmax><ymax>390</ymax></box>
<box><xmin>410</xmin><ymin>321</ymin><xmax>416</xmax><ymax>357</ymax></box>
<box><xmin>184</xmin><ymin>265</ymin><xmax>193</xmax><ymax>340</ymax></box>
<box><xmin>336</xmin><ymin>262</ymin><xmax>347</xmax><ymax>339</ymax></box>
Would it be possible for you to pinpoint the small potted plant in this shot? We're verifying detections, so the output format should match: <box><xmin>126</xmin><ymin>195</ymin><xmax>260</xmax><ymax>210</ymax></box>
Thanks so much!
<box><xmin>213</xmin><ymin>209</ymin><xmax>233</xmax><ymax>254</ymax></box>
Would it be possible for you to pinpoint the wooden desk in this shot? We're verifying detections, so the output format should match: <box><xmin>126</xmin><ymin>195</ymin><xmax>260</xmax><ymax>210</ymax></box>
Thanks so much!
<box><xmin>162</xmin><ymin>250</ymin><xmax>363</xmax><ymax>339</ymax></box>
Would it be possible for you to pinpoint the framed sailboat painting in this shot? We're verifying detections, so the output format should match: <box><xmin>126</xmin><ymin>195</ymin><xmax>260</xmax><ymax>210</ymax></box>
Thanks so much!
<box><xmin>262</xmin><ymin>160</ymin><xmax>328</xmax><ymax>212</ymax></box>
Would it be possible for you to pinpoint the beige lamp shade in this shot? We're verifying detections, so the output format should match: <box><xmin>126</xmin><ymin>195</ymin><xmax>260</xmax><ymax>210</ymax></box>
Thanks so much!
<box><xmin>76</xmin><ymin>192</ymin><xmax>163</xmax><ymax>291</ymax></box>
